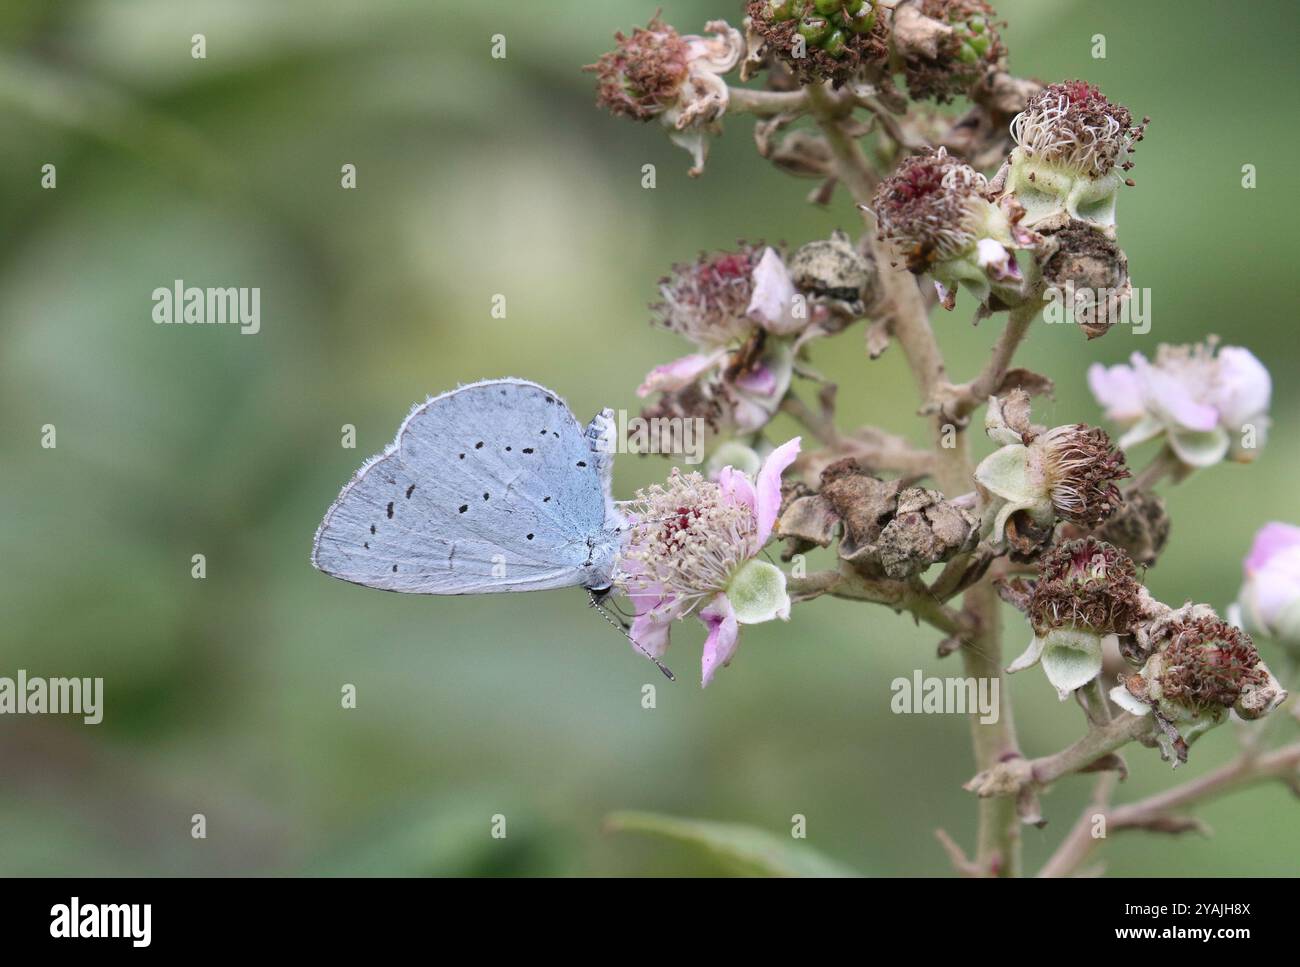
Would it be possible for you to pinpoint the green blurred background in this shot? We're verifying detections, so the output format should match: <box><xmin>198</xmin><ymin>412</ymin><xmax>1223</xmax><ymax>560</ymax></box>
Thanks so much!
<box><xmin>1</xmin><ymin>0</ymin><xmax>1296</xmax><ymax>876</ymax></box>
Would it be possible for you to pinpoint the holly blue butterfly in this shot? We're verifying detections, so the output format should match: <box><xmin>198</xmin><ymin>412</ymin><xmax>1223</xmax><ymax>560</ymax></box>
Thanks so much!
<box><xmin>311</xmin><ymin>378</ymin><xmax>672</xmax><ymax>677</ymax></box>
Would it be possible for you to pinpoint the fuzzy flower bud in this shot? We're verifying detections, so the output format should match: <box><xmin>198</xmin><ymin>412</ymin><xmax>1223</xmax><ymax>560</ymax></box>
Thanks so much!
<box><xmin>1003</xmin><ymin>538</ymin><xmax>1142</xmax><ymax>699</ymax></box>
<box><xmin>872</xmin><ymin>148</ymin><xmax>1033</xmax><ymax>308</ymax></box>
<box><xmin>976</xmin><ymin>398</ymin><xmax>1129</xmax><ymax>551</ymax></box>
<box><xmin>1110</xmin><ymin>606</ymin><xmax>1285</xmax><ymax>763</ymax></box>
<box><xmin>586</xmin><ymin>16</ymin><xmax>744</xmax><ymax>176</ymax></box>
<box><xmin>744</xmin><ymin>0</ymin><xmax>888</xmax><ymax>87</ymax></box>
<box><xmin>1235</xmin><ymin>522</ymin><xmax>1300</xmax><ymax>654</ymax></box>
<box><xmin>1007</xmin><ymin>81</ymin><xmax>1147</xmax><ymax>231</ymax></box>
<box><xmin>893</xmin><ymin>0</ymin><xmax>1006</xmax><ymax>104</ymax></box>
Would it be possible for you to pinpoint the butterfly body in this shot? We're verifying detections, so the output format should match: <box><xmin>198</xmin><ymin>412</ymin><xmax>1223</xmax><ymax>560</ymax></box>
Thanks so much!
<box><xmin>312</xmin><ymin>379</ymin><xmax>625</xmax><ymax>596</ymax></box>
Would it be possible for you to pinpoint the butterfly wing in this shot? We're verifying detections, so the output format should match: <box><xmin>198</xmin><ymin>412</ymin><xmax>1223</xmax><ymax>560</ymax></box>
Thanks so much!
<box><xmin>312</xmin><ymin>379</ymin><xmax>616</xmax><ymax>594</ymax></box>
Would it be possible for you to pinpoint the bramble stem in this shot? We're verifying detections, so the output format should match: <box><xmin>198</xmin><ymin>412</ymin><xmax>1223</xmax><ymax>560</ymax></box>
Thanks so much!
<box><xmin>947</xmin><ymin>300</ymin><xmax>1041</xmax><ymax>421</ymax></box>
<box><xmin>726</xmin><ymin>87</ymin><xmax>810</xmax><ymax>117</ymax></box>
<box><xmin>1039</xmin><ymin>740</ymin><xmax>1300</xmax><ymax>877</ymax></box>
<box><xmin>788</xmin><ymin>568</ymin><xmax>973</xmax><ymax>639</ymax></box>
<box><xmin>805</xmin><ymin>79</ymin><xmax>1025</xmax><ymax>876</ymax></box>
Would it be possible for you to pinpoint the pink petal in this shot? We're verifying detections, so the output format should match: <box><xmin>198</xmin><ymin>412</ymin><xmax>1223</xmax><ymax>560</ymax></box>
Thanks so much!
<box><xmin>733</xmin><ymin>362</ymin><xmax>777</xmax><ymax>396</ymax></box>
<box><xmin>1133</xmin><ymin>355</ymin><xmax>1219</xmax><ymax>433</ymax></box>
<box><xmin>754</xmin><ymin>437</ymin><xmax>801</xmax><ymax>545</ymax></box>
<box><xmin>1245</xmin><ymin>522</ymin><xmax>1300</xmax><ymax>576</ymax></box>
<box><xmin>1245</xmin><ymin>545</ymin><xmax>1300</xmax><ymax>628</ymax></box>
<box><xmin>745</xmin><ymin>247</ymin><xmax>802</xmax><ymax>335</ymax></box>
<box><xmin>636</xmin><ymin>351</ymin><xmax>724</xmax><ymax>398</ymax></box>
<box><xmin>717</xmin><ymin>464</ymin><xmax>757</xmax><ymax>517</ymax></box>
<box><xmin>1214</xmin><ymin>346</ymin><xmax>1271</xmax><ymax>430</ymax></box>
<box><xmin>1087</xmin><ymin>361</ymin><xmax>1144</xmax><ymax>424</ymax></box>
<box><xmin>629</xmin><ymin>594</ymin><xmax>687</xmax><ymax>660</ymax></box>
<box><xmin>699</xmin><ymin>593</ymin><xmax>739</xmax><ymax>687</ymax></box>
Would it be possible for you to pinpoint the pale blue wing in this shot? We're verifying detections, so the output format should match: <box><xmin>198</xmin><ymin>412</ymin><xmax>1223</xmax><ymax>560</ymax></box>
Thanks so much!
<box><xmin>312</xmin><ymin>379</ymin><xmax>618</xmax><ymax>594</ymax></box>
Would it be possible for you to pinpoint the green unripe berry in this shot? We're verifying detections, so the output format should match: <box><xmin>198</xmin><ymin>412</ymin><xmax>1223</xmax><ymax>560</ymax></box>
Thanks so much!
<box><xmin>957</xmin><ymin>42</ymin><xmax>979</xmax><ymax>65</ymax></box>
<box><xmin>847</xmin><ymin>7</ymin><xmax>876</xmax><ymax>33</ymax></box>
<box><xmin>798</xmin><ymin>15</ymin><xmax>831</xmax><ymax>44</ymax></box>
<box><xmin>813</xmin><ymin>0</ymin><xmax>841</xmax><ymax>15</ymax></box>
<box><xmin>968</xmin><ymin>33</ymin><xmax>990</xmax><ymax>56</ymax></box>
<box><xmin>822</xmin><ymin>28</ymin><xmax>848</xmax><ymax>57</ymax></box>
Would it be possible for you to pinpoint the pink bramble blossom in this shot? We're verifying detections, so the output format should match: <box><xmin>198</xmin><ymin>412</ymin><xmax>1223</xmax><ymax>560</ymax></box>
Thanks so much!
<box><xmin>617</xmin><ymin>438</ymin><xmax>801</xmax><ymax>687</ymax></box>
<box><xmin>1088</xmin><ymin>340</ymin><xmax>1270</xmax><ymax>468</ymax></box>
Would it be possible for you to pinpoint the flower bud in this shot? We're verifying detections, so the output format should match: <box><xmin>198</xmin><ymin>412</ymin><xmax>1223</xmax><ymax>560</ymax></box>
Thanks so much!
<box><xmin>1235</xmin><ymin>522</ymin><xmax>1300</xmax><ymax>654</ymax></box>
<box><xmin>744</xmin><ymin>0</ymin><xmax>888</xmax><ymax>86</ymax></box>
<box><xmin>1007</xmin><ymin>81</ymin><xmax>1147</xmax><ymax>231</ymax></box>
<box><xmin>1004</xmin><ymin>538</ymin><xmax>1143</xmax><ymax>699</ymax></box>
<box><xmin>893</xmin><ymin>0</ymin><xmax>1006</xmax><ymax>104</ymax></box>
<box><xmin>872</xmin><ymin>148</ymin><xmax>1033</xmax><ymax>308</ymax></box>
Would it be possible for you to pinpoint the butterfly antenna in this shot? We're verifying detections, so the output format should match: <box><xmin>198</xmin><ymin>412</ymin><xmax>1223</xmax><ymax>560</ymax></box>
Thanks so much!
<box><xmin>588</xmin><ymin>591</ymin><xmax>676</xmax><ymax>682</ymax></box>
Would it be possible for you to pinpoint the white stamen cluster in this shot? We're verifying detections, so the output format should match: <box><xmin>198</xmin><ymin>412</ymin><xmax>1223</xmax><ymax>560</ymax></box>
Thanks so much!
<box><xmin>619</xmin><ymin>470</ymin><xmax>756</xmax><ymax>611</ymax></box>
<box><xmin>1037</xmin><ymin>423</ymin><xmax>1128</xmax><ymax>527</ymax></box>
<box><xmin>1009</xmin><ymin>81</ymin><xmax>1138</xmax><ymax>178</ymax></box>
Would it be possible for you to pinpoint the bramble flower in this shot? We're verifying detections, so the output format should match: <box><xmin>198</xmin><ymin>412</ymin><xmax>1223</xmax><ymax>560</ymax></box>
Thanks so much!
<box><xmin>585</xmin><ymin>16</ymin><xmax>744</xmax><ymax>176</ymax></box>
<box><xmin>638</xmin><ymin>244</ymin><xmax>816</xmax><ymax>432</ymax></box>
<box><xmin>872</xmin><ymin>148</ymin><xmax>1034</xmax><ymax>309</ymax></box>
<box><xmin>976</xmin><ymin>394</ymin><xmax>1128</xmax><ymax>550</ymax></box>
<box><xmin>893</xmin><ymin>0</ymin><xmax>1006</xmax><ymax>104</ymax></box>
<box><xmin>1234</xmin><ymin>522</ymin><xmax>1300</xmax><ymax>653</ymax></box>
<box><xmin>744</xmin><ymin>0</ymin><xmax>888</xmax><ymax>87</ymax></box>
<box><xmin>1007</xmin><ymin>81</ymin><xmax>1147</xmax><ymax>230</ymax></box>
<box><xmin>1087</xmin><ymin>340</ymin><xmax>1271</xmax><ymax>468</ymax></box>
<box><xmin>1111</xmin><ymin>606</ymin><xmax>1285</xmax><ymax>763</ymax></box>
<box><xmin>1003</xmin><ymin>539</ymin><xmax>1142</xmax><ymax>699</ymax></box>
<box><xmin>618</xmin><ymin>438</ymin><xmax>802</xmax><ymax>687</ymax></box>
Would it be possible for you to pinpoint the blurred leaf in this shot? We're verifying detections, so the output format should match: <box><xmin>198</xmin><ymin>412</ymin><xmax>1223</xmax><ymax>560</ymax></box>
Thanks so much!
<box><xmin>605</xmin><ymin>811</ymin><xmax>860</xmax><ymax>877</ymax></box>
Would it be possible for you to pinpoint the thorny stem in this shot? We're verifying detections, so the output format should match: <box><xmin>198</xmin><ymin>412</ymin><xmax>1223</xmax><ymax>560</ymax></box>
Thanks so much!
<box><xmin>808</xmin><ymin>80</ymin><xmax>1024</xmax><ymax>876</ymax></box>
<box><xmin>1039</xmin><ymin>741</ymin><xmax>1300</xmax><ymax>877</ymax></box>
